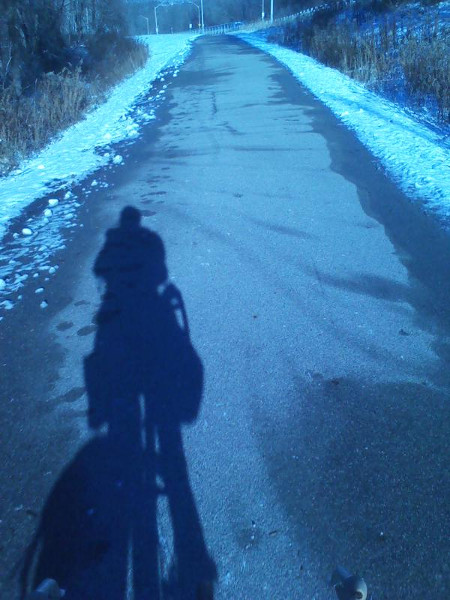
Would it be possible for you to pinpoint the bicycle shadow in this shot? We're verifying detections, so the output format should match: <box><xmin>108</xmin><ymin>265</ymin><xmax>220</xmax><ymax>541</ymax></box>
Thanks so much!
<box><xmin>22</xmin><ymin>207</ymin><xmax>216</xmax><ymax>600</ymax></box>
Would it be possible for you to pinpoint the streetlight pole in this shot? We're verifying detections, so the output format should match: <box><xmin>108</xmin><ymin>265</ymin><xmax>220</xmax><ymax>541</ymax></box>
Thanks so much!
<box><xmin>139</xmin><ymin>15</ymin><xmax>150</xmax><ymax>35</ymax></box>
<box><xmin>154</xmin><ymin>5</ymin><xmax>160</xmax><ymax>34</ymax></box>
<box><xmin>195</xmin><ymin>3</ymin><xmax>201</xmax><ymax>28</ymax></box>
<box><xmin>153</xmin><ymin>0</ymin><xmax>203</xmax><ymax>35</ymax></box>
<box><xmin>188</xmin><ymin>2</ymin><xmax>201</xmax><ymax>28</ymax></box>
<box><xmin>270</xmin><ymin>0</ymin><xmax>274</xmax><ymax>23</ymax></box>
<box><xmin>261</xmin><ymin>0</ymin><xmax>265</xmax><ymax>21</ymax></box>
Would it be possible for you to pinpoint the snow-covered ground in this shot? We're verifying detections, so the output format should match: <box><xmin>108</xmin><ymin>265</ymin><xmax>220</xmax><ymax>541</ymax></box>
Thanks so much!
<box><xmin>237</xmin><ymin>32</ymin><xmax>450</xmax><ymax>222</ymax></box>
<box><xmin>0</xmin><ymin>33</ymin><xmax>196</xmax><ymax>315</ymax></box>
<box><xmin>0</xmin><ymin>33</ymin><xmax>196</xmax><ymax>239</ymax></box>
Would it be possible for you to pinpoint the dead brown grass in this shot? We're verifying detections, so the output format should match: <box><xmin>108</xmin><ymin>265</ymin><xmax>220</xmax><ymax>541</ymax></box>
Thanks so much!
<box><xmin>272</xmin><ymin>5</ymin><xmax>449</xmax><ymax>123</ymax></box>
<box><xmin>310</xmin><ymin>24</ymin><xmax>394</xmax><ymax>85</ymax></box>
<box><xmin>0</xmin><ymin>37</ymin><xmax>148</xmax><ymax>175</ymax></box>
<box><xmin>399</xmin><ymin>29</ymin><xmax>449</xmax><ymax>121</ymax></box>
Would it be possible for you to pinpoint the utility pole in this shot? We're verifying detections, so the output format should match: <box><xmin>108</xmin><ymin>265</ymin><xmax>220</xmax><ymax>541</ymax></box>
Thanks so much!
<box><xmin>261</xmin><ymin>0</ymin><xmax>265</xmax><ymax>20</ymax></box>
<box><xmin>139</xmin><ymin>15</ymin><xmax>150</xmax><ymax>35</ymax></box>
<box><xmin>153</xmin><ymin>0</ymin><xmax>202</xmax><ymax>34</ymax></box>
<box><xmin>154</xmin><ymin>5</ymin><xmax>160</xmax><ymax>34</ymax></box>
<box><xmin>189</xmin><ymin>1</ymin><xmax>200</xmax><ymax>28</ymax></box>
<box><xmin>270</xmin><ymin>0</ymin><xmax>274</xmax><ymax>23</ymax></box>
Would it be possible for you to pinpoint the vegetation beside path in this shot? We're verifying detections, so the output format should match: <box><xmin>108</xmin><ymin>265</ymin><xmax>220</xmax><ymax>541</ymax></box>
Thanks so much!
<box><xmin>268</xmin><ymin>0</ymin><xmax>450</xmax><ymax>124</ymax></box>
<box><xmin>0</xmin><ymin>0</ymin><xmax>148</xmax><ymax>176</ymax></box>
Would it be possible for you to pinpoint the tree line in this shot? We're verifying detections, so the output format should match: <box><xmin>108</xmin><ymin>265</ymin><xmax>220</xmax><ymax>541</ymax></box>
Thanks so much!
<box><xmin>0</xmin><ymin>0</ymin><xmax>148</xmax><ymax>175</ymax></box>
<box><xmin>0</xmin><ymin>0</ymin><xmax>323</xmax><ymax>91</ymax></box>
<box><xmin>125</xmin><ymin>0</ymin><xmax>322</xmax><ymax>35</ymax></box>
<box><xmin>0</xmin><ymin>0</ymin><xmax>127</xmax><ymax>94</ymax></box>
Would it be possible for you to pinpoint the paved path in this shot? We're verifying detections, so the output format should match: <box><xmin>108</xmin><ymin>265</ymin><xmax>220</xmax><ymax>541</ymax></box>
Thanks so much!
<box><xmin>1</xmin><ymin>36</ymin><xmax>450</xmax><ymax>600</ymax></box>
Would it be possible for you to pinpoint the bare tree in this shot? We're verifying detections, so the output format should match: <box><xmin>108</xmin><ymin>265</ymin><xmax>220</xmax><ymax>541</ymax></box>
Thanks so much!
<box><xmin>0</xmin><ymin>0</ymin><xmax>128</xmax><ymax>92</ymax></box>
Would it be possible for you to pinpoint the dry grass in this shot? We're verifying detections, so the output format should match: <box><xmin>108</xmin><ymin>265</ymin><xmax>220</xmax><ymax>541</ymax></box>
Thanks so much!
<box><xmin>0</xmin><ymin>69</ymin><xmax>90</xmax><ymax>172</ymax></box>
<box><xmin>85</xmin><ymin>34</ymin><xmax>149</xmax><ymax>92</ymax></box>
<box><xmin>270</xmin><ymin>4</ymin><xmax>450</xmax><ymax>123</ymax></box>
<box><xmin>310</xmin><ymin>24</ymin><xmax>394</xmax><ymax>84</ymax></box>
<box><xmin>399</xmin><ymin>29</ymin><xmax>449</xmax><ymax>121</ymax></box>
<box><xmin>0</xmin><ymin>37</ymin><xmax>148</xmax><ymax>175</ymax></box>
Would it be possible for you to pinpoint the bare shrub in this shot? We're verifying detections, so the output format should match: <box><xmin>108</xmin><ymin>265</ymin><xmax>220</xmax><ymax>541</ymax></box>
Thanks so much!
<box><xmin>272</xmin><ymin>2</ymin><xmax>449</xmax><ymax>123</ymax></box>
<box><xmin>37</xmin><ymin>69</ymin><xmax>92</xmax><ymax>132</ymax></box>
<box><xmin>86</xmin><ymin>34</ymin><xmax>149</xmax><ymax>91</ymax></box>
<box><xmin>0</xmin><ymin>38</ymin><xmax>148</xmax><ymax>175</ymax></box>
<box><xmin>0</xmin><ymin>68</ymin><xmax>91</xmax><ymax>168</ymax></box>
<box><xmin>309</xmin><ymin>20</ymin><xmax>395</xmax><ymax>85</ymax></box>
<box><xmin>272</xmin><ymin>19</ymin><xmax>304</xmax><ymax>47</ymax></box>
<box><xmin>399</xmin><ymin>30</ymin><xmax>450</xmax><ymax>121</ymax></box>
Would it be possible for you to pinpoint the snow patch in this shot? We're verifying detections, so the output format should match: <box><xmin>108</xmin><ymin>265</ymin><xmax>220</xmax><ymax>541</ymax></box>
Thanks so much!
<box><xmin>0</xmin><ymin>33</ymin><xmax>197</xmax><ymax>241</ymax></box>
<box><xmin>237</xmin><ymin>33</ymin><xmax>450</xmax><ymax>220</ymax></box>
<box><xmin>1</xmin><ymin>300</ymin><xmax>14</xmax><ymax>310</ymax></box>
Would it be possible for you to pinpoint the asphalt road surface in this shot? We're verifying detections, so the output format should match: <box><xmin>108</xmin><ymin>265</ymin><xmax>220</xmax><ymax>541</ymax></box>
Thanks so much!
<box><xmin>1</xmin><ymin>36</ymin><xmax>449</xmax><ymax>600</ymax></box>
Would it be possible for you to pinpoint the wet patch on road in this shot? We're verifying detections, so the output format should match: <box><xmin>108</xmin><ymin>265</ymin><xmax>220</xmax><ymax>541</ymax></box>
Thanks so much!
<box><xmin>253</xmin><ymin>375</ymin><xmax>450</xmax><ymax>600</ymax></box>
<box><xmin>358</xmin><ymin>220</ymin><xmax>380</xmax><ymax>230</ymax></box>
<box><xmin>77</xmin><ymin>325</ymin><xmax>96</xmax><ymax>337</ymax></box>
<box><xmin>56</xmin><ymin>386</ymin><xmax>86</xmax><ymax>404</ymax></box>
<box><xmin>235</xmin><ymin>523</ymin><xmax>263</xmax><ymax>551</ymax></box>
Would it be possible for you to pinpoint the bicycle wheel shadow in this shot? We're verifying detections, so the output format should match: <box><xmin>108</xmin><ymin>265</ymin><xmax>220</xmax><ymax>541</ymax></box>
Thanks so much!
<box><xmin>22</xmin><ymin>207</ymin><xmax>216</xmax><ymax>600</ymax></box>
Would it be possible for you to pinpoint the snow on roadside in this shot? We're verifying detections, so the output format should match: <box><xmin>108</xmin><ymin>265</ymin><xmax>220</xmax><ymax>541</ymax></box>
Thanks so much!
<box><xmin>0</xmin><ymin>33</ymin><xmax>196</xmax><ymax>318</ymax></box>
<box><xmin>0</xmin><ymin>33</ymin><xmax>196</xmax><ymax>240</ymax></box>
<box><xmin>237</xmin><ymin>33</ymin><xmax>450</xmax><ymax>221</ymax></box>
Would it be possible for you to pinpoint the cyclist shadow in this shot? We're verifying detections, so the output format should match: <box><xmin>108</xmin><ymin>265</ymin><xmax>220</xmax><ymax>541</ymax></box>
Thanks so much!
<box><xmin>22</xmin><ymin>207</ymin><xmax>216</xmax><ymax>600</ymax></box>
